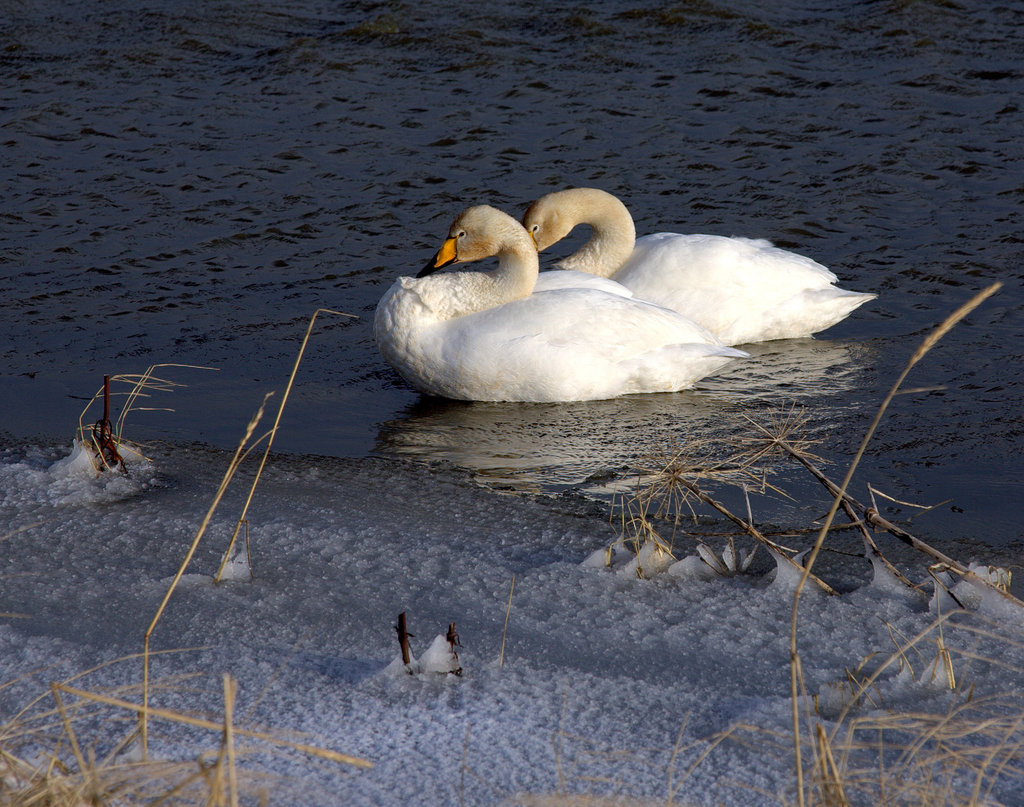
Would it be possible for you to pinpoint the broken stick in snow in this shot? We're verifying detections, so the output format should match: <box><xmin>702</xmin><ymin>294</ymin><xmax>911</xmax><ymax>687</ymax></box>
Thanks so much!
<box><xmin>395</xmin><ymin>612</ymin><xmax>413</xmax><ymax>667</ymax></box>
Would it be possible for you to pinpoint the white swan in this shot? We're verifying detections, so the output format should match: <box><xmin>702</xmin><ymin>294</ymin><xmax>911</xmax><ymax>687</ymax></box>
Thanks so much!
<box><xmin>521</xmin><ymin>188</ymin><xmax>876</xmax><ymax>346</ymax></box>
<box><xmin>374</xmin><ymin>205</ymin><xmax>747</xmax><ymax>402</ymax></box>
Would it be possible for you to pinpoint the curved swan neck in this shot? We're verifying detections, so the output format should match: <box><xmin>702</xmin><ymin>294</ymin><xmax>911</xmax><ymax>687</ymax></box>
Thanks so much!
<box><xmin>414</xmin><ymin>205</ymin><xmax>539</xmax><ymax>320</ymax></box>
<box><xmin>458</xmin><ymin>205</ymin><xmax>538</xmax><ymax>303</ymax></box>
<box><xmin>490</xmin><ymin>245</ymin><xmax>537</xmax><ymax>299</ymax></box>
<box><xmin>537</xmin><ymin>188</ymin><xmax>637</xmax><ymax>277</ymax></box>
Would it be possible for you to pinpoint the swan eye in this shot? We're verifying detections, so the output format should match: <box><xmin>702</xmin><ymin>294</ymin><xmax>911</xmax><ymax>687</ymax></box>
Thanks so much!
<box><xmin>457</xmin><ymin>230</ymin><xmax>467</xmax><ymax>239</ymax></box>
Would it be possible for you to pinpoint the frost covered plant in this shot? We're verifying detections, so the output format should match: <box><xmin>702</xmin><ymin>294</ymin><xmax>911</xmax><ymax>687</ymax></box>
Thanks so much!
<box><xmin>735</xmin><ymin>403</ymin><xmax>826</xmax><ymax>467</ymax></box>
<box><xmin>74</xmin><ymin>364</ymin><xmax>214</xmax><ymax>475</ymax></box>
<box><xmin>387</xmin><ymin>615</ymin><xmax>463</xmax><ymax>678</ymax></box>
<box><xmin>928</xmin><ymin>562</ymin><xmax>1015</xmax><ymax>616</ymax></box>
<box><xmin>695</xmin><ymin>537</ymin><xmax>756</xmax><ymax>577</ymax></box>
<box><xmin>628</xmin><ymin>432</ymin><xmax>781</xmax><ymax>530</ymax></box>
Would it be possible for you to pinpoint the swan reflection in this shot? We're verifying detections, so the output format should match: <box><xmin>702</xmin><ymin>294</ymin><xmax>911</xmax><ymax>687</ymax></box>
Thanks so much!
<box><xmin>373</xmin><ymin>338</ymin><xmax>874</xmax><ymax>495</ymax></box>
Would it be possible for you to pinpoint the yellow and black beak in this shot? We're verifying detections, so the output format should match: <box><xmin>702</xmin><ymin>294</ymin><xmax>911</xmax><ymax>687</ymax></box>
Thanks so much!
<box><xmin>417</xmin><ymin>236</ymin><xmax>459</xmax><ymax>278</ymax></box>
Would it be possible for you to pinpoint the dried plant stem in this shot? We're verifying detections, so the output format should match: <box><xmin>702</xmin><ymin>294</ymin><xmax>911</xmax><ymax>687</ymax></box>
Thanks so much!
<box><xmin>54</xmin><ymin>683</ymin><xmax>372</xmax><ymax>769</ymax></box>
<box><xmin>75</xmin><ymin>363</ymin><xmax>218</xmax><ymax>472</ymax></box>
<box><xmin>142</xmin><ymin>394</ymin><xmax>272</xmax><ymax>758</ymax></box>
<box><xmin>223</xmin><ymin>674</ymin><xmax>239</xmax><ymax>807</ymax></box>
<box><xmin>677</xmin><ymin>479</ymin><xmax>837</xmax><ymax>596</ymax></box>
<box><xmin>828</xmin><ymin>612</ymin><xmax>958</xmax><ymax>741</ymax></box>
<box><xmin>762</xmin><ymin>433</ymin><xmax>922</xmax><ymax>594</ymax></box>
<box><xmin>396</xmin><ymin>612</ymin><xmax>412</xmax><ymax>668</ymax></box>
<box><xmin>49</xmin><ymin>684</ymin><xmax>89</xmax><ymax>778</ymax></box>
<box><xmin>215</xmin><ymin>308</ymin><xmax>355</xmax><ymax>583</ymax></box>
<box><xmin>863</xmin><ymin>508</ymin><xmax>1023</xmax><ymax>606</ymax></box>
<box><xmin>114</xmin><ymin>363</ymin><xmax>218</xmax><ymax>439</ymax></box>
<box><xmin>778</xmin><ymin>434</ymin><xmax>1022</xmax><ymax>609</ymax></box>
<box><xmin>500</xmin><ymin>576</ymin><xmax>516</xmax><ymax>668</ymax></box>
<box><xmin>788</xmin><ymin>281</ymin><xmax>1002</xmax><ymax>807</ymax></box>
<box><xmin>815</xmin><ymin>723</ymin><xmax>849</xmax><ymax>807</ymax></box>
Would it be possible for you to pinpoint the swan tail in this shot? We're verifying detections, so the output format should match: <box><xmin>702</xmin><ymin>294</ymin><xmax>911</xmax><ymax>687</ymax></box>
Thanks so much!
<box><xmin>721</xmin><ymin>288</ymin><xmax>876</xmax><ymax>344</ymax></box>
<box><xmin>623</xmin><ymin>344</ymin><xmax>747</xmax><ymax>394</ymax></box>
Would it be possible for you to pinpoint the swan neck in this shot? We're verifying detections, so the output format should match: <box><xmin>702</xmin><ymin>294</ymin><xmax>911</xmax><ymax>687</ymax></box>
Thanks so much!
<box><xmin>558</xmin><ymin>192</ymin><xmax>636</xmax><ymax>277</ymax></box>
<box><xmin>493</xmin><ymin>248</ymin><xmax>537</xmax><ymax>298</ymax></box>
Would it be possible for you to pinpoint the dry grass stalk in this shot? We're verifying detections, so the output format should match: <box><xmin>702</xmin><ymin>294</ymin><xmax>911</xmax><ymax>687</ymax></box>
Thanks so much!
<box><xmin>746</xmin><ymin>424</ymin><xmax>924</xmax><ymax>596</ymax></box>
<box><xmin>765</xmin><ymin>425</ymin><xmax>1023</xmax><ymax>611</ymax></box>
<box><xmin>814</xmin><ymin>723</ymin><xmax>849</xmax><ymax>807</ymax></box>
<box><xmin>787</xmin><ymin>282</ymin><xmax>1003</xmax><ymax>807</ymax></box>
<box><xmin>223</xmin><ymin>674</ymin><xmax>240</xmax><ymax>807</ymax></box>
<box><xmin>0</xmin><ymin>666</ymin><xmax>370</xmax><ymax>807</ymax></box>
<box><xmin>2</xmin><ymin>678</ymin><xmax>207</xmax><ymax>805</ymax></box>
<box><xmin>142</xmin><ymin>393</ymin><xmax>273</xmax><ymax>757</ymax></box>
<box><xmin>500</xmin><ymin>575</ymin><xmax>516</xmax><ymax>668</ymax></box>
<box><xmin>618</xmin><ymin>432</ymin><xmax>837</xmax><ymax>593</ymax></box>
<box><xmin>55</xmin><ymin>683</ymin><xmax>372</xmax><ymax>769</ymax></box>
<box><xmin>110</xmin><ymin>310</ymin><xmax>355</xmax><ymax>764</ymax></box>
<box><xmin>75</xmin><ymin>364</ymin><xmax>218</xmax><ymax>474</ymax></box>
<box><xmin>826</xmin><ymin>692</ymin><xmax>1024</xmax><ymax>806</ymax></box>
<box><xmin>215</xmin><ymin>308</ymin><xmax>355</xmax><ymax>583</ymax></box>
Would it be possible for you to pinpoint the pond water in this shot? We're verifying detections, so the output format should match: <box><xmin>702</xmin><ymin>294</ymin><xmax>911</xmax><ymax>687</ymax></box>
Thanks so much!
<box><xmin>2</xmin><ymin>0</ymin><xmax>1022</xmax><ymax>545</ymax></box>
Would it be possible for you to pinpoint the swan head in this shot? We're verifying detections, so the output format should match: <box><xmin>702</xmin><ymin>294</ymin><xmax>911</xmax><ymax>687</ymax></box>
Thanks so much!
<box><xmin>521</xmin><ymin>192</ymin><xmax>577</xmax><ymax>252</ymax></box>
<box><xmin>521</xmin><ymin>188</ymin><xmax>637</xmax><ymax>277</ymax></box>
<box><xmin>522</xmin><ymin>187</ymin><xmax>635</xmax><ymax>251</ymax></box>
<box><xmin>418</xmin><ymin>205</ymin><xmax>535</xmax><ymax>277</ymax></box>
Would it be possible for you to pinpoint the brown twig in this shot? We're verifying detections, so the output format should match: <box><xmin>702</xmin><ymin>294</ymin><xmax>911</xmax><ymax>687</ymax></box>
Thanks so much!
<box><xmin>775</xmin><ymin>433</ymin><xmax>1022</xmax><ymax>609</ymax></box>
<box><xmin>91</xmin><ymin>375</ymin><xmax>125</xmax><ymax>472</ymax></box>
<box><xmin>446</xmin><ymin>622</ymin><xmax>463</xmax><ymax>677</ymax></box>
<box><xmin>142</xmin><ymin>394</ymin><xmax>273</xmax><ymax>758</ymax></box>
<box><xmin>53</xmin><ymin>683</ymin><xmax>372</xmax><ymax>769</ymax></box>
<box><xmin>500</xmin><ymin>576</ymin><xmax>515</xmax><ymax>668</ymax></box>
<box><xmin>787</xmin><ymin>281</ymin><xmax>1003</xmax><ymax>807</ymax></box>
<box><xmin>760</xmin><ymin>431</ymin><xmax>923</xmax><ymax>595</ymax></box>
<box><xmin>677</xmin><ymin>478</ymin><xmax>838</xmax><ymax>596</ymax></box>
<box><xmin>396</xmin><ymin>612</ymin><xmax>413</xmax><ymax>668</ymax></box>
<box><xmin>215</xmin><ymin>308</ymin><xmax>355</xmax><ymax>583</ymax></box>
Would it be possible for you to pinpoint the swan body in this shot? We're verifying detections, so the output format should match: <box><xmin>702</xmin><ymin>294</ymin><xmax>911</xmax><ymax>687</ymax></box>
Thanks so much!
<box><xmin>374</xmin><ymin>205</ymin><xmax>746</xmax><ymax>402</ymax></box>
<box><xmin>532</xmin><ymin>268</ymin><xmax>634</xmax><ymax>297</ymax></box>
<box><xmin>522</xmin><ymin>188</ymin><xmax>876</xmax><ymax>346</ymax></box>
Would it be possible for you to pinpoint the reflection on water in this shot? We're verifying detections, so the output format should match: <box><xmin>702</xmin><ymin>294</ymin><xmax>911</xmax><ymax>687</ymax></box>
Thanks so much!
<box><xmin>699</xmin><ymin>338</ymin><xmax>875</xmax><ymax>401</ymax></box>
<box><xmin>374</xmin><ymin>338</ymin><xmax>874</xmax><ymax>494</ymax></box>
<box><xmin>3</xmin><ymin>0</ymin><xmax>1020</xmax><ymax>544</ymax></box>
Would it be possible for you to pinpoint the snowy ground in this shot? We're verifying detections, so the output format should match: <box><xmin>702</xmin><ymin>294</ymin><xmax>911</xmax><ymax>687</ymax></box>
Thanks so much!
<box><xmin>2</xmin><ymin>438</ymin><xmax>1022</xmax><ymax>805</ymax></box>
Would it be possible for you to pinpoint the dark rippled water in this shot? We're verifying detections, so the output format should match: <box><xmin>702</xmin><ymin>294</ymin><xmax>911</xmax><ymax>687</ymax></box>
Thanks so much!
<box><xmin>2</xmin><ymin>1</ymin><xmax>1022</xmax><ymax>542</ymax></box>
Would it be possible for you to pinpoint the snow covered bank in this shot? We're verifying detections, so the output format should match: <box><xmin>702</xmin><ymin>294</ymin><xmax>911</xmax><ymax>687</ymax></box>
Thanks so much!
<box><xmin>2</xmin><ymin>441</ymin><xmax>1022</xmax><ymax>805</ymax></box>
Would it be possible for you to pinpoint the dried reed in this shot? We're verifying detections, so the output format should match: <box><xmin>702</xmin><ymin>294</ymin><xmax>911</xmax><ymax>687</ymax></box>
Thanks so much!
<box><xmin>788</xmin><ymin>281</ymin><xmax>1004</xmax><ymax>807</ymax></box>
<box><xmin>75</xmin><ymin>364</ymin><xmax>218</xmax><ymax>473</ymax></box>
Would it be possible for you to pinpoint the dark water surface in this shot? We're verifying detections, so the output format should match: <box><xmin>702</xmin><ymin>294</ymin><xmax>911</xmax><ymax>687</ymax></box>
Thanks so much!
<box><xmin>2</xmin><ymin>2</ymin><xmax>1022</xmax><ymax>543</ymax></box>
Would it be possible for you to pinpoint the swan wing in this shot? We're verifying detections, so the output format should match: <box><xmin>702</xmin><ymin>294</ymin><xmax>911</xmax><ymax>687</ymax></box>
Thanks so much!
<box><xmin>614</xmin><ymin>233</ymin><xmax>874</xmax><ymax>344</ymax></box>
<box><xmin>381</xmin><ymin>286</ymin><xmax>744</xmax><ymax>402</ymax></box>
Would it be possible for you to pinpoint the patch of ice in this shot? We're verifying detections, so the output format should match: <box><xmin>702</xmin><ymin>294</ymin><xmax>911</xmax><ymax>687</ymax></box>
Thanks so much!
<box><xmin>928</xmin><ymin>570</ymin><xmax>961</xmax><ymax>615</ymax></box>
<box><xmin>867</xmin><ymin>552</ymin><xmax>919</xmax><ymax>598</ymax></box>
<box><xmin>383</xmin><ymin>631</ymin><xmax>461</xmax><ymax>679</ymax></box>
<box><xmin>418</xmin><ymin>633</ymin><xmax>462</xmax><ymax>676</ymax></box>
<box><xmin>619</xmin><ymin>540</ymin><xmax>674</xmax><ymax>578</ymax></box>
<box><xmin>0</xmin><ymin>441</ymin><xmax>157</xmax><ymax>509</ymax></box>
<box><xmin>920</xmin><ymin>648</ymin><xmax>956</xmax><ymax>690</ymax></box>
<box><xmin>948</xmin><ymin>563</ymin><xmax>1019</xmax><ymax>621</ymax></box>
<box><xmin>217</xmin><ymin>549</ymin><xmax>253</xmax><ymax>582</ymax></box>
<box><xmin>667</xmin><ymin>554</ymin><xmax>719</xmax><ymax>582</ymax></box>
<box><xmin>767</xmin><ymin>549</ymin><xmax>806</xmax><ymax>595</ymax></box>
<box><xmin>384</xmin><ymin>651</ymin><xmax>418</xmax><ymax>677</ymax></box>
<box><xmin>816</xmin><ymin>679</ymin><xmax>856</xmax><ymax>719</ymax></box>
<box><xmin>580</xmin><ymin>543</ymin><xmax>633</xmax><ymax>570</ymax></box>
